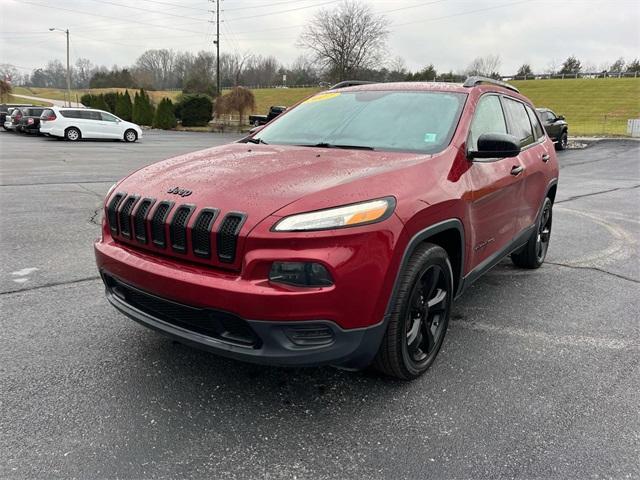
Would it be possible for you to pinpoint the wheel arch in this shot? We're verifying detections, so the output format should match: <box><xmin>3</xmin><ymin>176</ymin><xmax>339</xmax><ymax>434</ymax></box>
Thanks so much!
<box><xmin>385</xmin><ymin>219</ymin><xmax>465</xmax><ymax>320</ymax></box>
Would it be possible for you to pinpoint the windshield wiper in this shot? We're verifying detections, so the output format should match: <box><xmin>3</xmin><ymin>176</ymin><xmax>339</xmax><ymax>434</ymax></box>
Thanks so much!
<box><xmin>245</xmin><ymin>137</ymin><xmax>268</xmax><ymax>144</ymax></box>
<box><xmin>303</xmin><ymin>142</ymin><xmax>374</xmax><ymax>151</ymax></box>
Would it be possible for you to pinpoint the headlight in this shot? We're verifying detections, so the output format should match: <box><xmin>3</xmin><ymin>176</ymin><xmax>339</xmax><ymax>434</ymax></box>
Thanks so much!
<box><xmin>273</xmin><ymin>197</ymin><xmax>396</xmax><ymax>232</ymax></box>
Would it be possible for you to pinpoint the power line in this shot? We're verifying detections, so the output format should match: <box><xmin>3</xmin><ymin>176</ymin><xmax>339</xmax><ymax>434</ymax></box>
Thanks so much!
<box><xmin>81</xmin><ymin>0</ymin><xmax>209</xmax><ymax>23</ymax></box>
<box><xmin>15</xmin><ymin>0</ymin><xmax>211</xmax><ymax>36</ymax></box>
<box><xmin>225</xmin><ymin>0</ymin><xmax>340</xmax><ymax>22</ymax></box>
<box><xmin>389</xmin><ymin>0</ymin><xmax>535</xmax><ymax>29</ymax></box>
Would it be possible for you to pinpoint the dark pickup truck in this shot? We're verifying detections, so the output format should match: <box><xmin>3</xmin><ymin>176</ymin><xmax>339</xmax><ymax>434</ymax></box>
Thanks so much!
<box><xmin>249</xmin><ymin>105</ymin><xmax>286</xmax><ymax>127</ymax></box>
<box><xmin>536</xmin><ymin>108</ymin><xmax>568</xmax><ymax>150</ymax></box>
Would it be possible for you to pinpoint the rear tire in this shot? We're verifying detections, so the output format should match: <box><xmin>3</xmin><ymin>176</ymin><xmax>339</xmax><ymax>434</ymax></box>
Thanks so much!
<box><xmin>555</xmin><ymin>130</ymin><xmax>568</xmax><ymax>151</ymax></box>
<box><xmin>511</xmin><ymin>197</ymin><xmax>553</xmax><ymax>269</ymax></box>
<box><xmin>124</xmin><ymin>129</ymin><xmax>137</xmax><ymax>143</ymax></box>
<box><xmin>65</xmin><ymin>127</ymin><xmax>81</xmax><ymax>141</ymax></box>
<box><xmin>373</xmin><ymin>243</ymin><xmax>453</xmax><ymax>380</ymax></box>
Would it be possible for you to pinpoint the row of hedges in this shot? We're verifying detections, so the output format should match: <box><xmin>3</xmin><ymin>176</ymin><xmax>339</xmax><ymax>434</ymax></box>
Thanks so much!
<box><xmin>80</xmin><ymin>90</ymin><xmax>216</xmax><ymax>128</ymax></box>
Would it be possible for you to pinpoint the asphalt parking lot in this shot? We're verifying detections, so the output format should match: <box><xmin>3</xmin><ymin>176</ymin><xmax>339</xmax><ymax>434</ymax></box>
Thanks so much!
<box><xmin>1</xmin><ymin>131</ymin><xmax>638</xmax><ymax>479</ymax></box>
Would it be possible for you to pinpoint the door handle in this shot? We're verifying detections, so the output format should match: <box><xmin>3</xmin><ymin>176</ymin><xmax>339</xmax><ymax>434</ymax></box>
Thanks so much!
<box><xmin>510</xmin><ymin>165</ymin><xmax>525</xmax><ymax>176</ymax></box>
<box><xmin>541</xmin><ymin>153</ymin><xmax>550</xmax><ymax>162</ymax></box>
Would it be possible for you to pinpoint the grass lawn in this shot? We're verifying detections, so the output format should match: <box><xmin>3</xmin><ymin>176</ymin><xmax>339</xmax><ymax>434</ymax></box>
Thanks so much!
<box><xmin>513</xmin><ymin>78</ymin><xmax>640</xmax><ymax>136</ymax></box>
<box><xmin>6</xmin><ymin>93</ymin><xmax>52</xmax><ymax>106</ymax></box>
<box><xmin>12</xmin><ymin>79</ymin><xmax>639</xmax><ymax>136</ymax></box>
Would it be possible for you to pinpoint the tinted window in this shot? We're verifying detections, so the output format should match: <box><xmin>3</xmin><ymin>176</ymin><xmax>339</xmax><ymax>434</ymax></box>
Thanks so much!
<box><xmin>83</xmin><ymin>110</ymin><xmax>102</xmax><ymax>120</ymax></box>
<box><xmin>256</xmin><ymin>91</ymin><xmax>467</xmax><ymax>154</ymax></box>
<box><xmin>60</xmin><ymin>110</ymin><xmax>80</xmax><ymax>118</ymax></box>
<box><xmin>41</xmin><ymin>109</ymin><xmax>55</xmax><ymax>118</ymax></box>
<box><xmin>100</xmin><ymin>112</ymin><xmax>118</xmax><ymax>122</ymax></box>
<box><xmin>26</xmin><ymin>108</ymin><xmax>44</xmax><ymax>116</ymax></box>
<box><xmin>503</xmin><ymin>97</ymin><xmax>534</xmax><ymax>147</ymax></box>
<box><xmin>526</xmin><ymin>105</ymin><xmax>545</xmax><ymax>140</ymax></box>
<box><xmin>468</xmin><ymin>95</ymin><xmax>507</xmax><ymax>151</ymax></box>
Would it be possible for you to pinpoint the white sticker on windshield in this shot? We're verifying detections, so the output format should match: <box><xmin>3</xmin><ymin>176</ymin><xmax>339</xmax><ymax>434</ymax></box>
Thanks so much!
<box><xmin>424</xmin><ymin>133</ymin><xmax>438</xmax><ymax>143</ymax></box>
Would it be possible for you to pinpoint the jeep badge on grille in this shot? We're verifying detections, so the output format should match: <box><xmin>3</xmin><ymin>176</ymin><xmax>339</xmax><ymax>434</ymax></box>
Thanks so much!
<box><xmin>167</xmin><ymin>187</ymin><xmax>192</xmax><ymax>197</ymax></box>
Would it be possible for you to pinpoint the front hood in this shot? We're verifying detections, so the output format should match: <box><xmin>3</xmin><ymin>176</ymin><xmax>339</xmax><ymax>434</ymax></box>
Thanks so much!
<box><xmin>116</xmin><ymin>143</ymin><xmax>427</xmax><ymax>228</ymax></box>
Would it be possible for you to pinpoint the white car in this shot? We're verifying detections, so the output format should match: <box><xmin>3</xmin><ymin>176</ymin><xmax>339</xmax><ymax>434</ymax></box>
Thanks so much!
<box><xmin>39</xmin><ymin>107</ymin><xmax>143</xmax><ymax>142</ymax></box>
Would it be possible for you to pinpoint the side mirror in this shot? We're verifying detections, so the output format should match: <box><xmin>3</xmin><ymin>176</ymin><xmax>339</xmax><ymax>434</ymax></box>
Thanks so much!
<box><xmin>556</xmin><ymin>115</ymin><xmax>565</xmax><ymax>121</ymax></box>
<box><xmin>468</xmin><ymin>133</ymin><xmax>521</xmax><ymax>160</ymax></box>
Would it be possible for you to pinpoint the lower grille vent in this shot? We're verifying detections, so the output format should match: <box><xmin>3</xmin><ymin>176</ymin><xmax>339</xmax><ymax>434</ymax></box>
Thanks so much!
<box><xmin>104</xmin><ymin>274</ymin><xmax>260</xmax><ymax>348</ymax></box>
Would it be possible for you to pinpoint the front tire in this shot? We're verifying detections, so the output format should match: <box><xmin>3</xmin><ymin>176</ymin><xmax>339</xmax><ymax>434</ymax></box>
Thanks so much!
<box><xmin>374</xmin><ymin>243</ymin><xmax>453</xmax><ymax>380</ymax></box>
<box><xmin>555</xmin><ymin>130</ymin><xmax>568</xmax><ymax>151</ymax></box>
<box><xmin>124</xmin><ymin>129</ymin><xmax>137</xmax><ymax>143</ymax></box>
<box><xmin>65</xmin><ymin>127</ymin><xmax>81</xmax><ymax>141</ymax></box>
<box><xmin>511</xmin><ymin>197</ymin><xmax>553</xmax><ymax>269</ymax></box>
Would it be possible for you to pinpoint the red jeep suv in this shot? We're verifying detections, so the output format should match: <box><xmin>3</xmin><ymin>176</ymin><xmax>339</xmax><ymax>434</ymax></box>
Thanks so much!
<box><xmin>95</xmin><ymin>77</ymin><xmax>558</xmax><ymax>379</ymax></box>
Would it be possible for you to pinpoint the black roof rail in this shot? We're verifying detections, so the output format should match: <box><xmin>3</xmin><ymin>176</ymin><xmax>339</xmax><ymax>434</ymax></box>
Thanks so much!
<box><xmin>329</xmin><ymin>80</ymin><xmax>376</xmax><ymax>90</ymax></box>
<box><xmin>463</xmin><ymin>76</ymin><xmax>520</xmax><ymax>93</ymax></box>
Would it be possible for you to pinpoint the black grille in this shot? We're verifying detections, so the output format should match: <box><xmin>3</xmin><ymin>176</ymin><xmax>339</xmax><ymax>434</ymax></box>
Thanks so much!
<box><xmin>192</xmin><ymin>209</ymin><xmax>219</xmax><ymax>258</ymax></box>
<box><xmin>133</xmin><ymin>198</ymin><xmax>154</xmax><ymax>243</ymax></box>
<box><xmin>170</xmin><ymin>205</ymin><xmax>194</xmax><ymax>253</ymax></box>
<box><xmin>151</xmin><ymin>201</ymin><xmax>173</xmax><ymax>248</ymax></box>
<box><xmin>217</xmin><ymin>213</ymin><xmax>246</xmax><ymax>263</ymax></box>
<box><xmin>104</xmin><ymin>274</ymin><xmax>260</xmax><ymax>348</ymax></box>
<box><xmin>118</xmin><ymin>196</ymin><xmax>138</xmax><ymax>239</ymax></box>
<box><xmin>107</xmin><ymin>192</ymin><xmax>126</xmax><ymax>235</ymax></box>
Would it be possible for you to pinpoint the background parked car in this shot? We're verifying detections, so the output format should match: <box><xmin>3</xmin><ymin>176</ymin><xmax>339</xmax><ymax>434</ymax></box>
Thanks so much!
<box><xmin>536</xmin><ymin>107</ymin><xmax>568</xmax><ymax>150</ymax></box>
<box><xmin>4</xmin><ymin>107</ymin><xmax>26</xmax><ymax>132</ymax></box>
<box><xmin>17</xmin><ymin>107</ymin><xmax>46</xmax><ymax>135</ymax></box>
<box><xmin>40</xmin><ymin>107</ymin><xmax>143</xmax><ymax>142</ymax></box>
<box><xmin>1</xmin><ymin>104</ymin><xmax>26</xmax><ymax>130</ymax></box>
<box><xmin>249</xmin><ymin>105</ymin><xmax>287</xmax><ymax>126</ymax></box>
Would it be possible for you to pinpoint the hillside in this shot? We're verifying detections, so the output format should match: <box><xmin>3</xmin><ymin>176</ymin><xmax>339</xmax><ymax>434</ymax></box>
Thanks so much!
<box><xmin>12</xmin><ymin>78</ymin><xmax>639</xmax><ymax>136</ymax></box>
<box><xmin>513</xmin><ymin>78</ymin><xmax>640</xmax><ymax>136</ymax></box>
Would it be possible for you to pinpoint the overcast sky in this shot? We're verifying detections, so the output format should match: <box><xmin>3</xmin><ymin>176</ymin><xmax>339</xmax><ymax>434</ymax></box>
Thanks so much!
<box><xmin>1</xmin><ymin>0</ymin><xmax>639</xmax><ymax>75</ymax></box>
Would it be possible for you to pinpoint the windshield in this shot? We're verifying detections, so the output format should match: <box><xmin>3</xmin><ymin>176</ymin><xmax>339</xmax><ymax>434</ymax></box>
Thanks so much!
<box><xmin>255</xmin><ymin>90</ymin><xmax>466</xmax><ymax>153</ymax></box>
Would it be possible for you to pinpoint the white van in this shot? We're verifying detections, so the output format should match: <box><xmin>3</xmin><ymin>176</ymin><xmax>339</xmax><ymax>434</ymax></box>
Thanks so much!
<box><xmin>39</xmin><ymin>107</ymin><xmax>143</xmax><ymax>142</ymax></box>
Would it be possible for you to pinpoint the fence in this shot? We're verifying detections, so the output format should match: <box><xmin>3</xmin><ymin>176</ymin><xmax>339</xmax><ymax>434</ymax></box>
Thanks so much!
<box><xmin>503</xmin><ymin>71</ymin><xmax>639</xmax><ymax>81</ymax></box>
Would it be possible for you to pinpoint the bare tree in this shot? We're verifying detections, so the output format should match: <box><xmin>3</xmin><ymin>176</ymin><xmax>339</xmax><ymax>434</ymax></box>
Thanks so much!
<box><xmin>0</xmin><ymin>79</ymin><xmax>12</xmax><ymax>102</ymax></box>
<box><xmin>74</xmin><ymin>58</ymin><xmax>94</xmax><ymax>89</ymax></box>
<box><xmin>466</xmin><ymin>55</ymin><xmax>502</xmax><ymax>78</ymax></box>
<box><xmin>298</xmin><ymin>0</ymin><xmax>389</xmax><ymax>82</ymax></box>
<box><xmin>134</xmin><ymin>49</ymin><xmax>177</xmax><ymax>89</ymax></box>
<box><xmin>215</xmin><ymin>86</ymin><xmax>256</xmax><ymax>126</ymax></box>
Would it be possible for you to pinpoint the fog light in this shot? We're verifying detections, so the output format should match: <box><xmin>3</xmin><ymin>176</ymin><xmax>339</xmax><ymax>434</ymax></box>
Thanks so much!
<box><xmin>269</xmin><ymin>262</ymin><xmax>333</xmax><ymax>287</ymax></box>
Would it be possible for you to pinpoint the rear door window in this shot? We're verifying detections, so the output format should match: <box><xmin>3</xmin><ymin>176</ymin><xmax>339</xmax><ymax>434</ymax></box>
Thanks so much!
<box><xmin>502</xmin><ymin>97</ymin><xmax>535</xmax><ymax>148</ymax></box>
<box><xmin>78</xmin><ymin>110</ymin><xmax>101</xmax><ymax>120</ymax></box>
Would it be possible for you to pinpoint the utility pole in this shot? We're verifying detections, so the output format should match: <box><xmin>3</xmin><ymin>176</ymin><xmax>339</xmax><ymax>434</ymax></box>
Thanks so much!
<box><xmin>66</xmin><ymin>29</ymin><xmax>71</xmax><ymax>107</ymax></box>
<box><xmin>215</xmin><ymin>0</ymin><xmax>220</xmax><ymax>96</ymax></box>
<box><xmin>210</xmin><ymin>0</ymin><xmax>220</xmax><ymax>96</ymax></box>
<box><xmin>49</xmin><ymin>27</ymin><xmax>72</xmax><ymax>107</ymax></box>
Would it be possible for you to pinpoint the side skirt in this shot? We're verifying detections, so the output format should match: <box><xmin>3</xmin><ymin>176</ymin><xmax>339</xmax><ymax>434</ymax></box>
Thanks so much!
<box><xmin>457</xmin><ymin>224</ymin><xmax>535</xmax><ymax>296</ymax></box>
